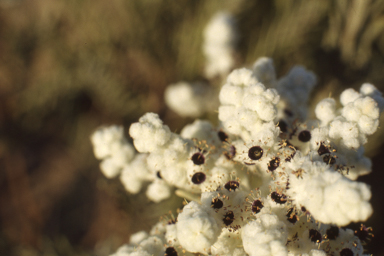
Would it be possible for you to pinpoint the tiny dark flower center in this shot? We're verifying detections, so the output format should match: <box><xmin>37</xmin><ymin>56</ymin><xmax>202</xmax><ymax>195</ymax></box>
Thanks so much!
<box><xmin>251</xmin><ymin>200</ymin><xmax>263</xmax><ymax>214</ymax></box>
<box><xmin>191</xmin><ymin>172</ymin><xmax>206</xmax><ymax>184</ymax></box>
<box><xmin>192</xmin><ymin>152</ymin><xmax>205</xmax><ymax>165</ymax></box>
<box><xmin>165</xmin><ymin>247</ymin><xmax>178</xmax><ymax>256</ymax></box>
<box><xmin>355</xmin><ymin>225</ymin><xmax>371</xmax><ymax>241</ymax></box>
<box><xmin>339</xmin><ymin>248</ymin><xmax>354</xmax><ymax>256</ymax></box>
<box><xmin>211</xmin><ymin>198</ymin><xmax>224</xmax><ymax>209</ymax></box>
<box><xmin>326</xmin><ymin>226</ymin><xmax>339</xmax><ymax>240</ymax></box>
<box><xmin>298</xmin><ymin>130</ymin><xmax>311</xmax><ymax>142</ymax></box>
<box><xmin>224</xmin><ymin>180</ymin><xmax>239</xmax><ymax>191</ymax></box>
<box><xmin>323</xmin><ymin>155</ymin><xmax>336</xmax><ymax>165</ymax></box>
<box><xmin>223</xmin><ymin>211</ymin><xmax>235</xmax><ymax>226</ymax></box>
<box><xmin>309</xmin><ymin>229</ymin><xmax>322</xmax><ymax>243</ymax></box>
<box><xmin>268</xmin><ymin>157</ymin><xmax>280</xmax><ymax>171</ymax></box>
<box><xmin>278</xmin><ymin>120</ymin><xmax>288</xmax><ymax>133</ymax></box>
<box><xmin>286</xmin><ymin>208</ymin><xmax>298</xmax><ymax>224</ymax></box>
<box><xmin>248</xmin><ymin>146</ymin><xmax>263</xmax><ymax>160</ymax></box>
<box><xmin>218</xmin><ymin>131</ymin><xmax>228</xmax><ymax>142</ymax></box>
<box><xmin>271</xmin><ymin>191</ymin><xmax>287</xmax><ymax>204</ymax></box>
<box><xmin>318</xmin><ymin>143</ymin><xmax>330</xmax><ymax>155</ymax></box>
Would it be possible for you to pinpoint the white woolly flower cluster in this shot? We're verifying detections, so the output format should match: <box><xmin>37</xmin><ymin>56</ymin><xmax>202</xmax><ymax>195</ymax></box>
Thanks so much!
<box><xmin>90</xmin><ymin>126</ymin><xmax>135</xmax><ymax>178</ymax></box>
<box><xmin>93</xmin><ymin>57</ymin><xmax>380</xmax><ymax>256</ymax></box>
<box><xmin>164</xmin><ymin>11</ymin><xmax>238</xmax><ymax>118</ymax></box>
<box><xmin>203</xmin><ymin>11</ymin><xmax>238</xmax><ymax>78</ymax></box>
<box><xmin>164</xmin><ymin>81</ymin><xmax>217</xmax><ymax>118</ymax></box>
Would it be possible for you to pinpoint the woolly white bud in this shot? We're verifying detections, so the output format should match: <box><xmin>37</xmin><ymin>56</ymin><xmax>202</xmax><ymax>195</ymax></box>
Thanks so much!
<box><xmin>340</xmin><ymin>88</ymin><xmax>361</xmax><ymax>106</ymax></box>
<box><xmin>315</xmin><ymin>98</ymin><xmax>336</xmax><ymax>124</ymax></box>
<box><xmin>165</xmin><ymin>81</ymin><xmax>216</xmax><ymax>117</ymax></box>
<box><xmin>242</xmin><ymin>213</ymin><xmax>288</xmax><ymax>256</ymax></box>
<box><xmin>176</xmin><ymin>201</ymin><xmax>221</xmax><ymax>254</ymax></box>
<box><xmin>252</xmin><ymin>57</ymin><xmax>277</xmax><ymax>87</ymax></box>
<box><xmin>129</xmin><ymin>113</ymin><xmax>171</xmax><ymax>153</ymax></box>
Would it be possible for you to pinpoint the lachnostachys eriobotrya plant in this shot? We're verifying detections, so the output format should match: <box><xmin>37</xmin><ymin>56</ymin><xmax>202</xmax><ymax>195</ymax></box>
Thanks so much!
<box><xmin>91</xmin><ymin>59</ymin><xmax>381</xmax><ymax>256</ymax></box>
<box><xmin>90</xmin><ymin>13</ymin><xmax>381</xmax><ymax>256</ymax></box>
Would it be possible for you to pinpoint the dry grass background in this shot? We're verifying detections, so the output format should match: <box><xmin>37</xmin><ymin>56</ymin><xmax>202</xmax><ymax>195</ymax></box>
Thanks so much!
<box><xmin>1</xmin><ymin>0</ymin><xmax>384</xmax><ymax>255</ymax></box>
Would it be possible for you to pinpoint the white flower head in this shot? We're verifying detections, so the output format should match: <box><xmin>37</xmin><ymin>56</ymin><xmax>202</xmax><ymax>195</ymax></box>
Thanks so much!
<box><xmin>176</xmin><ymin>201</ymin><xmax>221</xmax><ymax>254</ymax></box>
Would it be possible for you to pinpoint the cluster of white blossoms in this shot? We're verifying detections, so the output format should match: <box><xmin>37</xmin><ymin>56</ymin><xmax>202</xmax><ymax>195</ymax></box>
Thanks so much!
<box><xmin>90</xmin><ymin>11</ymin><xmax>381</xmax><ymax>256</ymax></box>
<box><xmin>165</xmin><ymin>12</ymin><xmax>237</xmax><ymax>117</ymax></box>
<box><xmin>203</xmin><ymin>11</ymin><xmax>238</xmax><ymax>79</ymax></box>
<box><xmin>91</xmin><ymin>57</ymin><xmax>380</xmax><ymax>256</ymax></box>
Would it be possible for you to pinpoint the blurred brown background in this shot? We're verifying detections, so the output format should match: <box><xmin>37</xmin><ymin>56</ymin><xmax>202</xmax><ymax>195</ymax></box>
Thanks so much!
<box><xmin>1</xmin><ymin>0</ymin><xmax>384</xmax><ymax>255</ymax></box>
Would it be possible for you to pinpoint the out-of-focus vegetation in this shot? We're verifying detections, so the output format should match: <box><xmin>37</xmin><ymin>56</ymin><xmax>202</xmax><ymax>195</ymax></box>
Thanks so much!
<box><xmin>1</xmin><ymin>0</ymin><xmax>384</xmax><ymax>255</ymax></box>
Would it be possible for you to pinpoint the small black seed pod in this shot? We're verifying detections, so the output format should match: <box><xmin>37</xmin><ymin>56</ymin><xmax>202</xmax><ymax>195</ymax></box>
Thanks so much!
<box><xmin>165</xmin><ymin>247</ymin><xmax>178</xmax><ymax>256</ymax></box>
<box><xmin>326</xmin><ymin>226</ymin><xmax>339</xmax><ymax>240</ymax></box>
<box><xmin>224</xmin><ymin>180</ymin><xmax>239</xmax><ymax>191</ymax></box>
<box><xmin>339</xmin><ymin>248</ymin><xmax>354</xmax><ymax>256</ymax></box>
<box><xmin>223</xmin><ymin>211</ymin><xmax>235</xmax><ymax>226</ymax></box>
<box><xmin>298</xmin><ymin>130</ymin><xmax>311</xmax><ymax>142</ymax></box>
<box><xmin>268</xmin><ymin>157</ymin><xmax>280</xmax><ymax>171</ymax></box>
<box><xmin>248</xmin><ymin>146</ymin><xmax>263</xmax><ymax>160</ymax></box>
<box><xmin>318</xmin><ymin>143</ymin><xmax>330</xmax><ymax>155</ymax></box>
<box><xmin>355</xmin><ymin>225</ymin><xmax>371</xmax><ymax>241</ymax></box>
<box><xmin>191</xmin><ymin>172</ymin><xmax>206</xmax><ymax>184</ymax></box>
<box><xmin>211</xmin><ymin>198</ymin><xmax>224</xmax><ymax>209</ymax></box>
<box><xmin>309</xmin><ymin>229</ymin><xmax>322</xmax><ymax>243</ymax></box>
<box><xmin>271</xmin><ymin>191</ymin><xmax>287</xmax><ymax>204</ymax></box>
<box><xmin>251</xmin><ymin>200</ymin><xmax>263</xmax><ymax>214</ymax></box>
<box><xmin>323</xmin><ymin>155</ymin><xmax>336</xmax><ymax>165</ymax></box>
<box><xmin>191</xmin><ymin>152</ymin><xmax>205</xmax><ymax>165</ymax></box>
<box><xmin>278</xmin><ymin>120</ymin><xmax>288</xmax><ymax>133</ymax></box>
<box><xmin>286</xmin><ymin>208</ymin><xmax>298</xmax><ymax>224</ymax></box>
<box><xmin>156</xmin><ymin>171</ymin><xmax>162</xmax><ymax>179</ymax></box>
<box><xmin>218</xmin><ymin>131</ymin><xmax>228</xmax><ymax>142</ymax></box>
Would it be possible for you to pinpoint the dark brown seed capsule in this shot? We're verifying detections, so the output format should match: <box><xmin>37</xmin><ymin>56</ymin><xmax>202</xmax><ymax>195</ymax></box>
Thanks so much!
<box><xmin>248</xmin><ymin>146</ymin><xmax>263</xmax><ymax>160</ymax></box>
<box><xmin>271</xmin><ymin>192</ymin><xmax>287</xmax><ymax>204</ymax></box>
<box><xmin>318</xmin><ymin>143</ymin><xmax>330</xmax><ymax>155</ymax></box>
<box><xmin>268</xmin><ymin>157</ymin><xmax>280</xmax><ymax>171</ymax></box>
<box><xmin>225</xmin><ymin>180</ymin><xmax>239</xmax><ymax>191</ymax></box>
<box><xmin>218</xmin><ymin>131</ymin><xmax>228</xmax><ymax>142</ymax></box>
<box><xmin>286</xmin><ymin>208</ymin><xmax>298</xmax><ymax>224</ymax></box>
<box><xmin>211</xmin><ymin>198</ymin><xmax>224</xmax><ymax>209</ymax></box>
<box><xmin>326</xmin><ymin>226</ymin><xmax>339</xmax><ymax>240</ymax></box>
<box><xmin>298</xmin><ymin>130</ymin><xmax>311</xmax><ymax>142</ymax></box>
<box><xmin>309</xmin><ymin>229</ymin><xmax>322</xmax><ymax>243</ymax></box>
<box><xmin>223</xmin><ymin>211</ymin><xmax>234</xmax><ymax>226</ymax></box>
<box><xmin>355</xmin><ymin>225</ymin><xmax>371</xmax><ymax>241</ymax></box>
<box><xmin>192</xmin><ymin>152</ymin><xmax>205</xmax><ymax>165</ymax></box>
<box><xmin>339</xmin><ymin>248</ymin><xmax>353</xmax><ymax>256</ymax></box>
<box><xmin>191</xmin><ymin>172</ymin><xmax>206</xmax><ymax>184</ymax></box>
<box><xmin>323</xmin><ymin>155</ymin><xmax>336</xmax><ymax>165</ymax></box>
<box><xmin>165</xmin><ymin>247</ymin><xmax>178</xmax><ymax>256</ymax></box>
<box><xmin>156</xmin><ymin>171</ymin><xmax>162</xmax><ymax>179</ymax></box>
<box><xmin>251</xmin><ymin>200</ymin><xmax>263</xmax><ymax>214</ymax></box>
<box><xmin>278</xmin><ymin>120</ymin><xmax>288</xmax><ymax>133</ymax></box>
